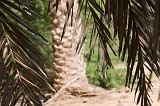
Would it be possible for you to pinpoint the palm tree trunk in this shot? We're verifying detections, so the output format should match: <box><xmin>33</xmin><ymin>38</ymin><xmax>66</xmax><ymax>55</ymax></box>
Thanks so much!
<box><xmin>50</xmin><ymin>0</ymin><xmax>88</xmax><ymax>92</ymax></box>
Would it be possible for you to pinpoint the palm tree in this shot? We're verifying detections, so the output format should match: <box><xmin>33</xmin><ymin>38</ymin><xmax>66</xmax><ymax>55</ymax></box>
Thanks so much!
<box><xmin>51</xmin><ymin>0</ymin><xmax>160</xmax><ymax>106</ymax></box>
<box><xmin>50</xmin><ymin>0</ymin><xmax>89</xmax><ymax>91</ymax></box>
<box><xmin>0</xmin><ymin>0</ymin><xmax>53</xmax><ymax>106</ymax></box>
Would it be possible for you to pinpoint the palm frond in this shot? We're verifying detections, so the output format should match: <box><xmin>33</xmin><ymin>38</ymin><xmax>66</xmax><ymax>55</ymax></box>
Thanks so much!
<box><xmin>53</xmin><ymin>0</ymin><xmax>160</xmax><ymax>106</ymax></box>
<box><xmin>0</xmin><ymin>0</ymin><xmax>54</xmax><ymax>105</ymax></box>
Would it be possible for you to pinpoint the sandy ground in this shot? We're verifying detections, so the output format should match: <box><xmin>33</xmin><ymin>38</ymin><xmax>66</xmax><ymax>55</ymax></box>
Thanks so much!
<box><xmin>43</xmin><ymin>76</ymin><xmax>159</xmax><ymax>106</ymax></box>
<box><xmin>44</xmin><ymin>63</ymin><xmax>160</xmax><ymax>106</ymax></box>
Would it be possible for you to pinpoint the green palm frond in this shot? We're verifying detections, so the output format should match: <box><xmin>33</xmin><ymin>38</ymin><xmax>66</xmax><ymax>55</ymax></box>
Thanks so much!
<box><xmin>53</xmin><ymin>0</ymin><xmax>160</xmax><ymax>106</ymax></box>
<box><xmin>0</xmin><ymin>0</ymin><xmax>54</xmax><ymax>106</ymax></box>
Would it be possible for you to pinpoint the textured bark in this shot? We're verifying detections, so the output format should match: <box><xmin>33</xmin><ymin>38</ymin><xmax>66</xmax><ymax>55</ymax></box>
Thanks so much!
<box><xmin>51</xmin><ymin>0</ymin><xmax>87</xmax><ymax>91</ymax></box>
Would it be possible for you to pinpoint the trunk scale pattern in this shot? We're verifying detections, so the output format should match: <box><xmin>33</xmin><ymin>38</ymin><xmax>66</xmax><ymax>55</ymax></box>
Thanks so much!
<box><xmin>51</xmin><ymin>0</ymin><xmax>87</xmax><ymax>91</ymax></box>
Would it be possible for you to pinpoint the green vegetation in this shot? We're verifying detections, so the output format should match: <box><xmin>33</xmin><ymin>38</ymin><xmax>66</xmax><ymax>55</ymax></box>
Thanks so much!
<box><xmin>85</xmin><ymin>45</ymin><xmax>127</xmax><ymax>89</ymax></box>
<box><xmin>84</xmin><ymin>34</ymin><xmax>127</xmax><ymax>89</ymax></box>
